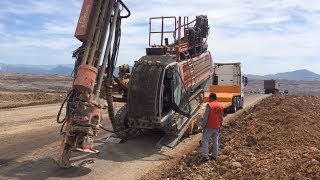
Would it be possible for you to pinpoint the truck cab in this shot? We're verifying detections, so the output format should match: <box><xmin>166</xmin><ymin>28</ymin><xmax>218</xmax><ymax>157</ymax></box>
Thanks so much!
<box><xmin>205</xmin><ymin>62</ymin><xmax>248</xmax><ymax>113</ymax></box>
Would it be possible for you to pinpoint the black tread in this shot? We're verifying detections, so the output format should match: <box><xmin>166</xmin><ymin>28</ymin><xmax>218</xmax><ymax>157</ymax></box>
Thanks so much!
<box><xmin>111</xmin><ymin>105</ymin><xmax>139</xmax><ymax>140</ymax></box>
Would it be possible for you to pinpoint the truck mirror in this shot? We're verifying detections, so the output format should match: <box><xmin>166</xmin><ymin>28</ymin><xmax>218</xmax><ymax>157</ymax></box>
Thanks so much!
<box><xmin>212</xmin><ymin>75</ymin><xmax>218</xmax><ymax>85</ymax></box>
<box><xmin>244</xmin><ymin>77</ymin><xmax>248</xmax><ymax>86</ymax></box>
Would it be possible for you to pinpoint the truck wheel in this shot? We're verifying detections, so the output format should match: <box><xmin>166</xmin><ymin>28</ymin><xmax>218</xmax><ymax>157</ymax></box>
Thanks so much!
<box><xmin>236</xmin><ymin>97</ymin><xmax>241</xmax><ymax>109</ymax></box>
<box><xmin>239</xmin><ymin>97</ymin><xmax>244</xmax><ymax>109</ymax></box>
<box><xmin>230</xmin><ymin>97</ymin><xmax>237</xmax><ymax>113</ymax></box>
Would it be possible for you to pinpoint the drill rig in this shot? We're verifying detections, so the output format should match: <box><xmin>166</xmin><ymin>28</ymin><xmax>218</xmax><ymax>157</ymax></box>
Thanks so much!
<box><xmin>56</xmin><ymin>0</ymin><xmax>130</xmax><ymax>167</ymax></box>
<box><xmin>113</xmin><ymin>16</ymin><xmax>213</xmax><ymax>146</ymax></box>
<box><xmin>57</xmin><ymin>0</ymin><xmax>212</xmax><ymax>168</ymax></box>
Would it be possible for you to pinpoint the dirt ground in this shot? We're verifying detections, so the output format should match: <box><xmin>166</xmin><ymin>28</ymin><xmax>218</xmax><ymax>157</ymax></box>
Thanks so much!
<box><xmin>0</xmin><ymin>94</ymin><xmax>268</xmax><ymax>180</ymax></box>
<box><xmin>0</xmin><ymin>72</ymin><xmax>72</xmax><ymax>93</ymax></box>
<box><xmin>0</xmin><ymin>73</ymin><xmax>71</xmax><ymax>108</ymax></box>
<box><xmin>0</xmin><ymin>92</ymin><xmax>67</xmax><ymax>109</ymax></box>
<box><xmin>149</xmin><ymin>95</ymin><xmax>320</xmax><ymax>179</ymax></box>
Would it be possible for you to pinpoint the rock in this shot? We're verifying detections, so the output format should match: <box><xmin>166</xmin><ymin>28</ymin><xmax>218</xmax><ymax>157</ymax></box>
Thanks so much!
<box><xmin>248</xmin><ymin>152</ymin><xmax>255</xmax><ymax>157</ymax></box>
<box><xmin>310</xmin><ymin>159</ymin><xmax>320</xmax><ymax>165</ymax></box>
<box><xmin>230</xmin><ymin>151</ymin><xmax>237</xmax><ymax>156</ymax></box>
<box><xmin>275</xmin><ymin>157</ymin><xmax>281</xmax><ymax>161</ymax></box>
<box><xmin>302</xmin><ymin>153</ymin><xmax>309</xmax><ymax>158</ymax></box>
<box><xmin>314</xmin><ymin>154</ymin><xmax>320</xmax><ymax>162</ymax></box>
<box><xmin>179</xmin><ymin>165</ymin><xmax>184</xmax><ymax>171</ymax></box>
<box><xmin>219</xmin><ymin>155</ymin><xmax>229</xmax><ymax>161</ymax></box>
<box><xmin>310</xmin><ymin>147</ymin><xmax>320</xmax><ymax>152</ymax></box>
<box><xmin>231</xmin><ymin>162</ymin><xmax>243</xmax><ymax>169</ymax></box>
<box><xmin>194</xmin><ymin>174</ymin><xmax>204</xmax><ymax>180</ymax></box>
<box><xmin>245</xmin><ymin>136</ymin><xmax>257</xmax><ymax>147</ymax></box>
<box><xmin>251</xmin><ymin>157</ymin><xmax>257</xmax><ymax>162</ymax></box>
<box><xmin>223</xmin><ymin>146</ymin><xmax>233</xmax><ymax>155</ymax></box>
<box><xmin>218</xmin><ymin>165</ymin><xmax>228</xmax><ymax>175</ymax></box>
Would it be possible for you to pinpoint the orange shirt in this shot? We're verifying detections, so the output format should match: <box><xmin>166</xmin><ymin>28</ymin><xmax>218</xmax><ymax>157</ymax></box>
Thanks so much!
<box><xmin>207</xmin><ymin>101</ymin><xmax>224</xmax><ymax>128</ymax></box>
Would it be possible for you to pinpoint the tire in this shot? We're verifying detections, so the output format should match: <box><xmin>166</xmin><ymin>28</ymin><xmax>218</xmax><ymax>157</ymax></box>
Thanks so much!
<box><xmin>230</xmin><ymin>97</ymin><xmax>237</xmax><ymax>113</ymax></box>
<box><xmin>236</xmin><ymin>97</ymin><xmax>241</xmax><ymax>109</ymax></box>
<box><xmin>239</xmin><ymin>97</ymin><xmax>244</xmax><ymax>109</ymax></box>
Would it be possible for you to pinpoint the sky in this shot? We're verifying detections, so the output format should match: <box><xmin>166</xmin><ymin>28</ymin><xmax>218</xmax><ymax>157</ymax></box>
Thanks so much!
<box><xmin>0</xmin><ymin>0</ymin><xmax>319</xmax><ymax>75</ymax></box>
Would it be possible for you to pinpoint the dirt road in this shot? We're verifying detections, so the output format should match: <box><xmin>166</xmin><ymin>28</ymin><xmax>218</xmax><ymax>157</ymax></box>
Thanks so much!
<box><xmin>0</xmin><ymin>94</ymin><xmax>269</xmax><ymax>180</ymax></box>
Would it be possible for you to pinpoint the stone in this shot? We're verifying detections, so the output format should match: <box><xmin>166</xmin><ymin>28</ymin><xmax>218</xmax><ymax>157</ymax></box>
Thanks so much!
<box><xmin>194</xmin><ymin>174</ymin><xmax>204</xmax><ymax>180</ymax></box>
<box><xmin>310</xmin><ymin>147</ymin><xmax>320</xmax><ymax>152</ymax></box>
<box><xmin>179</xmin><ymin>165</ymin><xmax>184</xmax><ymax>171</ymax></box>
<box><xmin>219</xmin><ymin>155</ymin><xmax>229</xmax><ymax>161</ymax></box>
<box><xmin>310</xmin><ymin>159</ymin><xmax>320</xmax><ymax>165</ymax></box>
<box><xmin>223</xmin><ymin>146</ymin><xmax>233</xmax><ymax>155</ymax></box>
<box><xmin>230</xmin><ymin>151</ymin><xmax>237</xmax><ymax>156</ymax></box>
<box><xmin>231</xmin><ymin>162</ymin><xmax>243</xmax><ymax>169</ymax></box>
<box><xmin>218</xmin><ymin>165</ymin><xmax>228</xmax><ymax>175</ymax></box>
<box><xmin>314</xmin><ymin>154</ymin><xmax>320</xmax><ymax>162</ymax></box>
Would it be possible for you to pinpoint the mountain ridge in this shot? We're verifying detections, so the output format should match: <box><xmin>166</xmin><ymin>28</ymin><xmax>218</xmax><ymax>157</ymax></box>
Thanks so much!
<box><xmin>0</xmin><ymin>63</ymin><xmax>128</xmax><ymax>76</ymax></box>
<box><xmin>246</xmin><ymin>69</ymin><xmax>320</xmax><ymax>81</ymax></box>
<box><xmin>1</xmin><ymin>64</ymin><xmax>319</xmax><ymax>81</ymax></box>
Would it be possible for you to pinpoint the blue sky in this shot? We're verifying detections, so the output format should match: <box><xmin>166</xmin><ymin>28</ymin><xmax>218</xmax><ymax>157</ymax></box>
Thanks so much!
<box><xmin>0</xmin><ymin>0</ymin><xmax>319</xmax><ymax>75</ymax></box>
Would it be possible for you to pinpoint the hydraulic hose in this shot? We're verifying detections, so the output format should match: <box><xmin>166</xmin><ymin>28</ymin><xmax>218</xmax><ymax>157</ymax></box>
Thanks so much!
<box><xmin>57</xmin><ymin>90</ymin><xmax>73</xmax><ymax>124</ymax></box>
<box><xmin>119</xmin><ymin>0</ymin><xmax>130</xmax><ymax>18</ymax></box>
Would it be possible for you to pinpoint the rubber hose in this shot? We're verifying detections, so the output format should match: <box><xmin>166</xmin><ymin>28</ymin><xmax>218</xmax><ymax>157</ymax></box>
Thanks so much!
<box><xmin>57</xmin><ymin>90</ymin><xmax>73</xmax><ymax>124</ymax></box>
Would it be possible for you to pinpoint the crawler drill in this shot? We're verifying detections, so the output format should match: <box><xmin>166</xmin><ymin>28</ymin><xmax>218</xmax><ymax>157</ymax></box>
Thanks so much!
<box><xmin>56</xmin><ymin>0</ymin><xmax>212</xmax><ymax>168</ymax></box>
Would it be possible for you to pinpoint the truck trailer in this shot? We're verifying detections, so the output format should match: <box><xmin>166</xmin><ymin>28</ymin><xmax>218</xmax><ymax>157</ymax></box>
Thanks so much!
<box><xmin>204</xmin><ymin>62</ymin><xmax>248</xmax><ymax>113</ymax></box>
<box><xmin>264</xmin><ymin>79</ymin><xmax>279</xmax><ymax>94</ymax></box>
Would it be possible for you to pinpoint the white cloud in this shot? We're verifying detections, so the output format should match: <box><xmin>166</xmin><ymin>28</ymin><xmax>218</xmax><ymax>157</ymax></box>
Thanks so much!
<box><xmin>43</xmin><ymin>22</ymin><xmax>77</xmax><ymax>35</ymax></box>
<box><xmin>246</xmin><ymin>16</ymin><xmax>291</xmax><ymax>25</ymax></box>
<box><xmin>0</xmin><ymin>0</ymin><xmax>320</xmax><ymax>74</ymax></box>
<box><xmin>0</xmin><ymin>24</ymin><xmax>4</xmax><ymax>34</ymax></box>
<box><xmin>1</xmin><ymin>1</ymin><xmax>59</xmax><ymax>15</ymax></box>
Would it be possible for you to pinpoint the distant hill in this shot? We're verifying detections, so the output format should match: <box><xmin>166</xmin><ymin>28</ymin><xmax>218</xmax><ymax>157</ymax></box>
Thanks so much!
<box><xmin>0</xmin><ymin>63</ymin><xmax>131</xmax><ymax>76</ymax></box>
<box><xmin>0</xmin><ymin>63</ymin><xmax>74</xmax><ymax>76</ymax></box>
<box><xmin>247</xmin><ymin>69</ymin><xmax>320</xmax><ymax>81</ymax></box>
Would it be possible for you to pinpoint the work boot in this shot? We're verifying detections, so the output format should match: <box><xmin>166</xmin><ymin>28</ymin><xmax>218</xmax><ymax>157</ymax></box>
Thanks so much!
<box><xmin>210</xmin><ymin>155</ymin><xmax>218</xmax><ymax>161</ymax></box>
<box><xmin>211</xmin><ymin>156</ymin><xmax>218</xmax><ymax>161</ymax></box>
<box><xmin>201</xmin><ymin>157</ymin><xmax>209</xmax><ymax>162</ymax></box>
<box><xmin>209</xmin><ymin>153</ymin><xmax>218</xmax><ymax>161</ymax></box>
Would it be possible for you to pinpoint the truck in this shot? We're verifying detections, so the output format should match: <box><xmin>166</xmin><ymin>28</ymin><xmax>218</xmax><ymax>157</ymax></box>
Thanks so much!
<box><xmin>264</xmin><ymin>79</ymin><xmax>279</xmax><ymax>94</ymax></box>
<box><xmin>204</xmin><ymin>62</ymin><xmax>248</xmax><ymax>113</ymax></box>
<box><xmin>56</xmin><ymin>0</ymin><xmax>212</xmax><ymax>167</ymax></box>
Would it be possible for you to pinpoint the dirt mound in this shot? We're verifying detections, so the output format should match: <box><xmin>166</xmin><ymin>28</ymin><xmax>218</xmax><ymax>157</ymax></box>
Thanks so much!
<box><xmin>0</xmin><ymin>92</ymin><xmax>66</xmax><ymax>109</ymax></box>
<box><xmin>158</xmin><ymin>95</ymin><xmax>320</xmax><ymax>179</ymax></box>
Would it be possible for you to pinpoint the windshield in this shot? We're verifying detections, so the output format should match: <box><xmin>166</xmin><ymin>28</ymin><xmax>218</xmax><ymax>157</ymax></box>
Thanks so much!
<box><xmin>171</xmin><ymin>66</ymin><xmax>190</xmax><ymax>116</ymax></box>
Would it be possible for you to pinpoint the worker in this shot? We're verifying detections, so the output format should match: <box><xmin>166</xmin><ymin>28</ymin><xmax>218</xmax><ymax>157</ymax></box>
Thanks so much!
<box><xmin>201</xmin><ymin>92</ymin><xmax>224</xmax><ymax>161</ymax></box>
